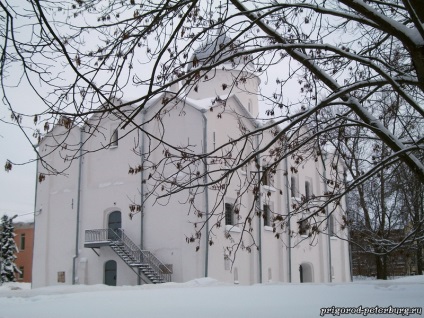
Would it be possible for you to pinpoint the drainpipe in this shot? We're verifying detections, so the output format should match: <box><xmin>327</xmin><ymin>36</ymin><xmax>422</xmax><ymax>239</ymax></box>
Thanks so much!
<box><xmin>255</xmin><ymin>134</ymin><xmax>262</xmax><ymax>283</ymax></box>
<box><xmin>139</xmin><ymin>110</ymin><xmax>146</xmax><ymax>285</ymax></box>
<box><xmin>32</xmin><ymin>150</ymin><xmax>40</xmax><ymax>289</ymax></box>
<box><xmin>201</xmin><ymin>109</ymin><xmax>209</xmax><ymax>277</ymax></box>
<box><xmin>322</xmin><ymin>153</ymin><xmax>332</xmax><ymax>283</ymax></box>
<box><xmin>140</xmin><ymin>110</ymin><xmax>145</xmax><ymax>249</ymax></box>
<box><xmin>284</xmin><ymin>151</ymin><xmax>292</xmax><ymax>282</ymax></box>
<box><xmin>72</xmin><ymin>127</ymin><xmax>84</xmax><ymax>285</ymax></box>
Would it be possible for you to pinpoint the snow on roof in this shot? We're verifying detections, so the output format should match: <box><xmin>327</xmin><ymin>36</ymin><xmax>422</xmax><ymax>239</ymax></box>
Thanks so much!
<box><xmin>187</xmin><ymin>28</ymin><xmax>254</xmax><ymax>72</ymax></box>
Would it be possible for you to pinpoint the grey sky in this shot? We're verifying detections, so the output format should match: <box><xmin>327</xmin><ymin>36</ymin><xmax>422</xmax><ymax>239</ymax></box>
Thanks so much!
<box><xmin>0</xmin><ymin>80</ymin><xmax>39</xmax><ymax>223</ymax></box>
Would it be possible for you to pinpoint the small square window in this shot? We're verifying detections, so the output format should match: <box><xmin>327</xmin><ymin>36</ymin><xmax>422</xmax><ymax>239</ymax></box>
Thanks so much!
<box><xmin>58</xmin><ymin>271</ymin><xmax>66</xmax><ymax>283</ymax></box>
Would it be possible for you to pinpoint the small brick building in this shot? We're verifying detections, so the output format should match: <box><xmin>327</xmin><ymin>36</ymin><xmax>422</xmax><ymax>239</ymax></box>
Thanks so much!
<box><xmin>14</xmin><ymin>222</ymin><xmax>34</xmax><ymax>283</ymax></box>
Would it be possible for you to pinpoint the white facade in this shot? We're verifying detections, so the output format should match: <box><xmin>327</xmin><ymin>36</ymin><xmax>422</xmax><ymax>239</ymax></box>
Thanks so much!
<box><xmin>33</xmin><ymin>37</ymin><xmax>351</xmax><ymax>287</ymax></box>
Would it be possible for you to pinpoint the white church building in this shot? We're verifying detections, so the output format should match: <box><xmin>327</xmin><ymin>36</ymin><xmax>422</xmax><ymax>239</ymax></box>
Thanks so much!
<box><xmin>32</xmin><ymin>34</ymin><xmax>351</xmax><ymax>287</ymax></box>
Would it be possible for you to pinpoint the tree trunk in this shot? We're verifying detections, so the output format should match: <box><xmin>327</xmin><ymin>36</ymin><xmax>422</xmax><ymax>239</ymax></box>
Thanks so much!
<box><xmin>375</xmin><ymin>255</ymin><xmax>388</xmax><ymax>280</ymax></box>
<box><xmin>416</xmin><ymin>240</ymin><xmax>423</xmax><ymax>275</ymax></box>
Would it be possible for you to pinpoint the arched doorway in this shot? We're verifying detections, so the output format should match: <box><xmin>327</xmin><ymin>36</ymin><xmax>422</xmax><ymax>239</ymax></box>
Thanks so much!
<box><xmin>108</xmin><ymin>211</ymin><xmax>121</xmax><ymax>240</ymax></box>
<box><xmin>104</xmin><ymin>260</ymin><xmax>117</xmax><ymax>286</ymax></box>
<box><xmin>299</xmin><ymin>263</ymin><xmax>313</xmax><ymax>283</ymax></box>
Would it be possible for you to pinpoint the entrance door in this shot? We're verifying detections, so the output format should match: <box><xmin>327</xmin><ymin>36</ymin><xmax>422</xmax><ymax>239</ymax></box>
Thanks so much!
<box><xmin>300</xmin><ymin>263</ymin><xmax>313</xmax><ymax>283</ymax></box>
<box><xmin>108</xmin><ymin>211</ymin><xmax>121</xmax><ymax>240</ymax></box>
<box><xmin>104</xmin><ymin>260</ymin><xmax>117</xmax><ymax>286</ymax></box>
<box><xmin>299</xmin><ymin>264</ymin><xmax>303</xmax><ymax>283</ymax></box>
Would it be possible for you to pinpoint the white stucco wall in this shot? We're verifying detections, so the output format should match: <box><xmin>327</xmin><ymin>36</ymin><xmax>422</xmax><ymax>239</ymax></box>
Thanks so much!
<box><xmin>33</xmin><ymin>124</ymin><xmax>81</xmax><ymax>287</ymax></box>
<box><xmin>33</xmin><ymin>67</ymin><xmax>350</xmax><ymax>287</ymax></box>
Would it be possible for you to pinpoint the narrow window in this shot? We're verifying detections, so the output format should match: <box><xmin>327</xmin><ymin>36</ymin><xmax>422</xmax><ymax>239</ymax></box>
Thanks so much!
<box><xmin>20</xmin><ymin>233</ymin><xmax>25</xmax><ymax>250</ymax></box>
<box><xmin>263</xmin><ymin>204</ymin><xmax>272</xmax><ymax>227</ymax></box>
<box><xmin>291</xmin><ymin>176</ymin><xmax>297</xmax><ymax>197</ymax></box>
<box><xmin>263</xmin><ymin>165</ymin><xmax>274</xmax><ymax>187</ymax></box>
<box><xmin>248</xmin><ymin>100</ymin><xmax>252</xmax><ymax>113</ymax></box>
<box><xmin>213</xmin><ymin>131</ymin><xmax>216</xmax><ymax>150</ymax></box>
<box><xmin>225</xmin><ymin>202</ymin><xmax>234</xmax><ymax>225</ymax></box>
<box><xmin>263</xmin><ymin>167</ymin><xmax>269</xmax><ymax>186</ymax></box>
<box><xmin>329</xmin><ymin>214</ymin><xmax>335</xmax><ymax>236</ymax></box>
<box><xmin>305</xmin><ymin>180</ymin><xmax>311</xmax><ymax>200</ymax></box>
<box><xmin>110</xmin><ymin>127</ymin><xmax>118</xmax><ymax>148</ymax></box>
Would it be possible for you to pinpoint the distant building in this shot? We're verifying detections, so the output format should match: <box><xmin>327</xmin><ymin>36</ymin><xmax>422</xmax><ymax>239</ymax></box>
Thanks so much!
<box><xmin>350</xmin><ymin>228</ymin><xmax>421</xmax><ymax>277</ymax></box>
<box><xmin>33</xmin><ymin>33</ymin><xmax>351</xmax><ymax>287</ymax></box>
<box><xmin>14</xmin><ymin>222</ymin><xmax>34</xmax><ymax>283</ymax></box>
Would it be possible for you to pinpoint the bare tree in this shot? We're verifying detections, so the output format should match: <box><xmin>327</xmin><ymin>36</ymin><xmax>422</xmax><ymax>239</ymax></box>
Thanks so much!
<box><xmin>1</xmin><ymin>0</ymin><xmax>423</xmax><ymax>256</ymax></box>
<box><xmin>395</xmin><ymin>165</ymin><xmax>424</xmax><ymax>275</ymax></box>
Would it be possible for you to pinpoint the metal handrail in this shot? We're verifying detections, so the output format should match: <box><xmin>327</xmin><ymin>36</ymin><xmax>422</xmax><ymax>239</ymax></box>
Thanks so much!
<box><xmin>85</xmin><ymin>229</ymin><xmax>111</xmax><ymax>242</ymax></box>
<box><xmin>84</xmin><ymin>229</ymin><xmax>171</xmax><ymax>283</ymax></box>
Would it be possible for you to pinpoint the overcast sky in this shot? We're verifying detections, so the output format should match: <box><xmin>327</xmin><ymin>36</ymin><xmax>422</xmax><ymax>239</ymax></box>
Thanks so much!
<box><xmin>0</xmin><ymin>79</ymin><xmax>39</xmax><ymax>223</ymax></box>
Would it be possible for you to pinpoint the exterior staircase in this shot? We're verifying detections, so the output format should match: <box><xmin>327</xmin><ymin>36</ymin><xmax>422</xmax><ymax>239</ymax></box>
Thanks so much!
<box><xmin>85</xmin><ymin>229</ymin><xmax>171</xmax><ymax>284</ymax></box>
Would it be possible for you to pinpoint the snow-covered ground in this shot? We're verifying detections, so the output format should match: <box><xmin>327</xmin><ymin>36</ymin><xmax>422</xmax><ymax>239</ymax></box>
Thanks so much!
<box><xmin>0</xmin><ymin>276</ymin><xmax>423</xmax><ymax>318</ymax></box>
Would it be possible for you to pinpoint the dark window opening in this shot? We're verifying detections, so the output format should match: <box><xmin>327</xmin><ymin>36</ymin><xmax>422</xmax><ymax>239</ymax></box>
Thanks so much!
<box><xmin>329</xmin><ymin>214</ymin><xmax>335</xmax><ymax>236</ymax></box>
<box><xmin>305</xmin><ymin>181</ymin><xmax>311</xmax><ymax>200</ymax></box>
<box><xmin>264</xmin><ymin>204</ymin><xmax>272</xmax><ymax>227</ymax></box>
<box><xmin>291</xmin><ymin>176</ymin><xmax>297</xmax><ymax>197</ymax></box>
<box><xmin>225</xmin><ymin>202</ymin><xmax>234</xmax><ymax>225</ymax></box>
<box><xmin>20</xmin><ymin>233</ymin><xmax>25</xmax><ymax>250</ymax></box>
